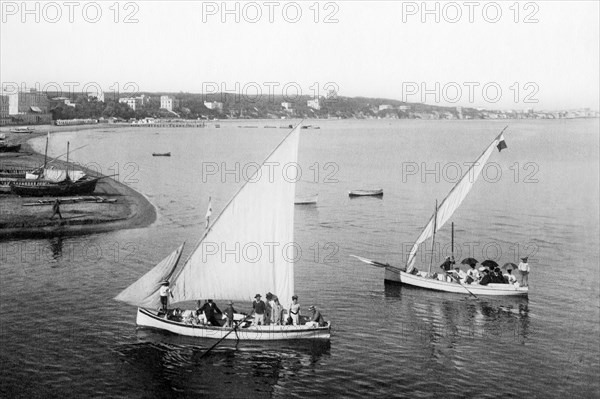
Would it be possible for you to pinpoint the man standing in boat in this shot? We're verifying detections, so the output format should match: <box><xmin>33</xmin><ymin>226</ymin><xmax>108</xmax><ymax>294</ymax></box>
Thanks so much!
<box><xmin>252</xmin><ymin>294</ymin><xmax>266</xmax><ymax>325</ymax></box>
<box><xmin>159</xmin><ymin>281</ymin><xmax>173</xmax><ymax>315</ymax></box>
<box><xmin>518</xmin><ymin>257</ymin><xmax>530</xmax><ymax>287</ymax></box>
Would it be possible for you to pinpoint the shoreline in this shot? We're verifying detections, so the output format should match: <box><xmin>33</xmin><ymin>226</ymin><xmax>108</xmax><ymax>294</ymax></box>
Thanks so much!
<box><xmin>0</xmin><ymin>124</ymin><xmax>157</xmax><ymax>240</ymax></box>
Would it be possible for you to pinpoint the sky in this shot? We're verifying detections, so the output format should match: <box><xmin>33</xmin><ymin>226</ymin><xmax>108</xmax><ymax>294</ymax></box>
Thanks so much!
<box><xmin>1</xmin><ymin>0</ymin><xmax>598</xmax><ymax>110</ymax></box>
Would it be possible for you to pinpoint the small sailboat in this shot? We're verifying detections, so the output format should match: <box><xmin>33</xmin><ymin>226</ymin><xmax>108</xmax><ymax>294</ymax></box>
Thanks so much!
<box><xmin>352</xmin><ymin>127</ymin><xmax>528</xmax><ymax>297</ymax></box>
<box><xmin>115</xmin><ymin>123</ymin><xmax>331</xmax><ymax>340</ymax></box>
<box><xmin>9</xmin><ymin>127</ymin><xmax>34</xmax><ymax>134</ymax></box>
<box><xmin>349</xmin><ymin>189</ymin><xmax>383</xmax><ymax>197</ymax></box>
<box><xmin>294</xmin><ymin>194</ymin><xmax>318</xmax><ymax>205</ymax></box>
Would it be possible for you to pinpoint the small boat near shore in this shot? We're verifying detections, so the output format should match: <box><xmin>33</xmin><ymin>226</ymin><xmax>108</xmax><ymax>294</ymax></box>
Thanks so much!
<box><xmin>22</xmin><ymin>196</ymin><xmax>116</xmax><ymax>206</ymax></box>
<box><xmin>152</xmin><ymin>152</ymin><xmax>171</xmax><ymax>157</ymax></box>
<box><xmin>349</xmin><ymin>189</ymin><xmax>383</xmax><ymax>197</ymax></box>
<box><xmin>9</xmin><ymin>127</ymin><xmax>35</xmax><ymax>134</ymax></box>
<box><xmin>294</xmin><ymin>194</ymin><xmax>318</xmax><ymax>205</ymax></box>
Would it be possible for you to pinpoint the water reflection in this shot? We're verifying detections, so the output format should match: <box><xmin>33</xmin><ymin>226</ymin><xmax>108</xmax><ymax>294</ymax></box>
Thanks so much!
<box><xmin>384</xmin><ymin>283</ymin><xmax>531</xmax><ymax>344</ymax></box>
<box><xmin>48</xmin><ymin>236</ymin><xmax>64</xmax><ymax>261</ymax></box>
<box><xmin>115</xmin><ymin>329</ymin><xmax>331</xmax><ymax>397</ymax></box>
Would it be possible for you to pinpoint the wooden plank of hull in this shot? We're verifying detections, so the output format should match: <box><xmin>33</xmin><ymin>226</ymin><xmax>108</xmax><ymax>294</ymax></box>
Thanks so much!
<box><xmin>136</xmin><ymin>308</ymin><xmax>331</xmax><ymax>340</ymax></box>
<box><xmin>384</xmin><ymin>269</ymin><xmax>528</xmax><ymax>297</ymax></box>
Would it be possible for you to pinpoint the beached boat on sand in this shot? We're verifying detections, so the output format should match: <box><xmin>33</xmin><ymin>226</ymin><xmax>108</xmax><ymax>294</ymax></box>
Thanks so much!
<box><xmin>115</xmin><ymin>123</ymin><xmax>331</xmax><ymax>340</ymax></box>
<box><xmin>352</xmin><ymin>128</ymin><xmax>528</xmax><ymax>297</ymax></box>
<box><xmin>349</xmin><ymin>189</ymin><xmax>383</xmax><ymax>197</ymax></box>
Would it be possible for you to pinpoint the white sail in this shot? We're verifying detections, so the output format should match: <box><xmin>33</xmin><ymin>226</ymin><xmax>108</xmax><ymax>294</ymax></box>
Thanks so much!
<box><xmin>169</xmin><ymin>125</ymin><xmax>300</xmax><ymax>305</ymax></box>
<box><xmin>43</xmin><ymin>168</ymin><xmax>86</xmax><ymax>182</ymax></box>
<box><xmin>406</xmin><ymin>131</ymin><xmax>507</xmax><ymax>272</ymax></box>
<box><xmin>114</xmin><ymin>243</ymin><xmax>185</xmax><ymax>308</ymax></box>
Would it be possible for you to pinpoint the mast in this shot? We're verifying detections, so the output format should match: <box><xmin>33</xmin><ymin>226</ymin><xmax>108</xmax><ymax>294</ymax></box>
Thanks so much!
<box><xmin>428</xmin><ymin>200</ymin><xmax>438</xmax><ymax>275</ymax></box>
<box><xmin>43</xmin><ymin>132</ymin><xmax>49</xmax><ymax>171</ymax></box>
<box><xmin>66</xmin><ymin>141</ymin><xmax>71</xmax><ymax>181</ymax></box>
<box><xmin>451</xmin><ymin>222</ymin><xmax>454</xmax><ymax>259</ymax></box>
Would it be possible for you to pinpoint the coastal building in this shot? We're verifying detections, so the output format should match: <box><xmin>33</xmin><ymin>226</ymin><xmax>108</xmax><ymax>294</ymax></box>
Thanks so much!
<box><xmin>87</xmin><ymin>91</ymin><xmax>104</xmax><ymax>102</ymax></box>
<box><xmin>204</xmin><ymin>101</ymin><xmax>223</xmax><ymax>111</ymax></box>
<box><xmin>119</xmin><ymin>97</ymin><xmax>142</xmax><ymax>111</ymax></box>
<box><xmin>379</xmin><ymin>104</ymin><xmax>393</xmax><ymax>111</ymax></box>
<box><xmin>307</xmin><ymin>98</ymin><xmax>321</xmax><ymax>110</ymax></box>
<box><xmin>6</xmin><ymin>89</ymin><xmax>52</xmax><ymax>124</ymax></box>
<box><xmin>398</xmin><ymin>105</ymin><xmax>411</xmax><ymax>111</ymax></box>
<box><xmin>51</xmin><ymin>97</ymin><xmax>76</xmax><ymax>107</ymax></box>
<box><xmin>160</xmin><ymin>95</ymin><xmax>180</xmax><ymax>112</ymax></box>
<box><xmin>281</xmin><ymin>102</ymin><xmax>293</xmax><ymax>111</ymax></box>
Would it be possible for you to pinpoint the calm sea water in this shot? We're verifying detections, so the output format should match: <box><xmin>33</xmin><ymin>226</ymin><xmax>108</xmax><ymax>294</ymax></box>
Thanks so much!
<box><xmin>1</xmin><ymin>119</ymin><xmax>598</xmax><ymax>398</ymax></box>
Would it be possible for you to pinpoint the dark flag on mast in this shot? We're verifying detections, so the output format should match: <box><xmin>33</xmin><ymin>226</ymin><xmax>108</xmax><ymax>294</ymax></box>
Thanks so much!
<box><xmin>497</xmin><ymin>134</ymin><xmax>507</xmax><ymax>152</ymax></box>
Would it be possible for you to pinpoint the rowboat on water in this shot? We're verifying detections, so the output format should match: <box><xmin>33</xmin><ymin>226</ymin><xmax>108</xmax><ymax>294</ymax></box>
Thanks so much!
<box><xmin>9</xmin><ymin>127</ymin><xmax>35</xmax><ymax>134</ymax></box>
<box><xmin>152</xmin><ymin>152</ymin><xmax>171</xmax><ymax>157</ymax></box>
<box><xmin>115</xmin><ymin>123</ymin><xmax>331</xmax><ymax>340</ymax></box>
<box><xmin>349</xmin><ymin>189</ymin><xmax>383</xmax><ymax>197</ymax></box>
<box><xmin>352</xmin><ymin>127</ymin><xmax>528</xmax><ymax>297</ymax></box>
<box><xmin>294</xmin><ymin>194</ymin><xmax>318</xmax><ymax>205</ymax></box>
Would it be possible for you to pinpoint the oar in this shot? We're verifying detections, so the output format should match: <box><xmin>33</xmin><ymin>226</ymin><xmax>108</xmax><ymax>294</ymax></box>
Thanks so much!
<box><xmin>198</xmin><ymin>313</ymin><xmax>253</xmax><ymax>359</ymax></box>
<box><xmin>446</xmin><ymin>271</ymin><xmax>478</xmax><ymax>299</ymax></box>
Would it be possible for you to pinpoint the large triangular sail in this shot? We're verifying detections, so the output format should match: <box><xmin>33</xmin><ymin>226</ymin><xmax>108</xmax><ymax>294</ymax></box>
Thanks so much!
<box><xmin>114</xmin><ymin>243</ymin><xmax>185</xmax><ymax>308</ymax></box>
<box><xmin>405</xmin><ymin>129</ymin><xmax>507</xmax><ymax>272</ymax></box>
<box><xmin>168</xmin><ymin>124</ymin><xmax>300</xmax><ymax>304</ymax></box>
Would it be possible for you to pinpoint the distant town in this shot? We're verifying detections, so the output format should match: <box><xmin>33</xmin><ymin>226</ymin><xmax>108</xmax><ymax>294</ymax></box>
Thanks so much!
<box><xmin>0</xmin><ymin>88</ymin><xmax>597</xmax><ymax>127</ymax></box>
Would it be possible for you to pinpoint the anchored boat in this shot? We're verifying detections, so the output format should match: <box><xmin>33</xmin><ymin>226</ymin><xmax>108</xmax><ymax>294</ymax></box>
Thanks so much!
<box><xmin>348</xmin><ymin>189</ymin><xmax>383</xmax><ymax>197</ymax></box>
<box><xmin>115</xmin><ymin>123</ymin><xmax>331</xmax><ymax>340</ymax></box>
<box><xmin>352</xmin><ymin>128</ymin><xmax>528</xmax><ymax>297</ymax></box>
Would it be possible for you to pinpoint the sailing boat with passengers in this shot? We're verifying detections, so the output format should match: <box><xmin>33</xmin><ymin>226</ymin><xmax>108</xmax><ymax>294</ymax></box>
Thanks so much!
<box><xmin>352</xmin><ymin>128</ymin><xmax>528</xmax><ymax>297</ymax></box>
<box><xmin>115</xmin><ymin>123</ymin><xmax>331</xmax><ymax>340</ymax></box>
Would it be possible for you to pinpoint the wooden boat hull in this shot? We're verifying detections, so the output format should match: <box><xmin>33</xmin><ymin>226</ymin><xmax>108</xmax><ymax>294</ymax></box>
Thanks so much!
<box><xmin>10</xmin><ymin>178</ymin><xmax>98</xmax><ymax>197</ymax></box>
<box><xmin>136</xmin><ymin>308</ymin><xmax>331</xmax><ymax>340</ymax></box>
<box><xmin>152</xmin><ymin>152</ymin><xmax>171</xmax><ymax>157</ymax></box>
<box><xmin>294</xmin><ymin>194</ymin><xmax>318</xmax><ymax>205</ymax></box>
<box><xmin>9</xmin><ymin>128</ymin><xmax>34</xmax><ymax>134</ymax></box>
<box><xmin>349</xmin><ymin>189</ymin><xmax>383</xmax><ymax>197</ymax></box>
<box><xmin>0</xmin><ymin>144</ymin><xmax>21</xmax><ymax>153</ymax></box>
<box><xmin>384</xmin><ymin>268</ymin><xmax>528</xmax><ymax>297</ymax></box>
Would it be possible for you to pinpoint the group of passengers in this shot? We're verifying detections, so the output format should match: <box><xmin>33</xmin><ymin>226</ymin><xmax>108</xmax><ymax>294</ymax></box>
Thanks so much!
<box><xmin>412</xmin><ymin>256</ymin><xmax>530</xmax><ymax>287</ymax></box>
<box><xmin>158</xmin><ymin>283</ymin><xmax>327</xmax><ymax>328</ymax></box>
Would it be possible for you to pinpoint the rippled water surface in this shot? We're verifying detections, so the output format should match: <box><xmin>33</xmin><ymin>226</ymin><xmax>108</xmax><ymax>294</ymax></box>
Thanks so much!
<box><xmin>1</xmin><ymin>119</ymin><xmax>599</xmax><ymax>398</ymax></box>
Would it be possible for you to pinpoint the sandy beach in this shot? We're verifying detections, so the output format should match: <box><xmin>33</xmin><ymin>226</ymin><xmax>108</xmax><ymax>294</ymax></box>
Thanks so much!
<box><xmin>0</xmin><ymin>124</ymin><xmax>156</xmax><ymax>239</ymax></box>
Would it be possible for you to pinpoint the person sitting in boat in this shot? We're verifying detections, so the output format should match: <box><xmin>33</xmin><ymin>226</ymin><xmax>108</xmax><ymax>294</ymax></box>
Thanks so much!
<box><xmin>491</xmin><ymin>267</ymin><xmax>506</xmax><ymax>284</ymax></box>
<box><xmin>466</xmin><ymin>264</ymin><xmax>480</xmax><ymax>284</ymax></box>
<box><xmin>222</xmin><ymin>301</ymin><xmax>237</xmax><ymax>328</ymax></box>
<box><xmin>168</xmin><ymin>307</ymin><xmax>183</xmax><ymax>322</ymax></box>
<box><xmin>478</xmin><ymin>269</ymin><xmax>492</xmax><ymax>286</ymax></box>
<box><xmin>181</xmin><ymin>309</ymin><xmax>196</xmax><ymax>324</ymax></box>
<box><xmin>451</xmin><ymin>266</ymin><xmax>468</xmax><ymax>284</ymax></box>
<box><xmin>305</xmin><ymin>305</ymin><xmax>326</xmax><ymax>328</ymax></box>
<box><xmin>503</xmin><ymin>269</ymin><xmax>517</xmax><ymax>285</ymax></box>
<box><xmin>200</xmin><ymin>299</ymin><xmax>222</xmax><ymax>326</ymax></box>
<box><xmin>252</xmin><ymin>294</ymin><xmax>266</xmax><ymax>326</ymax></box>
<box><xmin>159</xmin><ymin>281</ymin><xmax>173</xmax><ymax>316</ymax></box>
<box><xmin>288</xmin><ymin>295</ymin><xmax>301</xmax><ymax>325</ymax></box>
